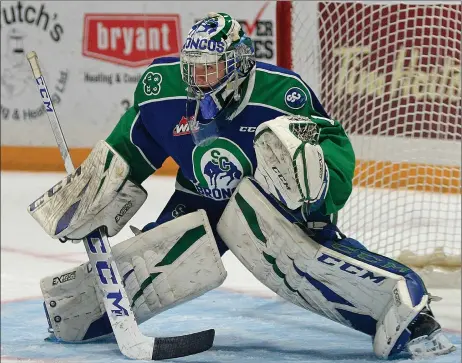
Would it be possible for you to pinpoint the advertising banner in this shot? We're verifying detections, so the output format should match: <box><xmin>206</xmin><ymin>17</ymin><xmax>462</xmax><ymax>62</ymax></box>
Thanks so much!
<box><xmin>1</xmin><ymin>1</ymin><xmax>276</xmax><ymax>152</ymax></box>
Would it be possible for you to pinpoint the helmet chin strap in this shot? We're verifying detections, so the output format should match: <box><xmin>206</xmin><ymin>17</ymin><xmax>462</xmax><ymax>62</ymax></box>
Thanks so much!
<box><xmin>185</xmin><ymin>68</ymin><xmax>248</xmax><ymax>146</ymax></box>
<box><xmin>198</xmin><ymin>81</ymin><xmax>228</xmax><ymax>120</ymax></box>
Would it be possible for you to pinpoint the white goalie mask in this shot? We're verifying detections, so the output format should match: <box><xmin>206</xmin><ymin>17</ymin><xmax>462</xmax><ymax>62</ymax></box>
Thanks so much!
<box><xmin>180</xmin><ymin>12</ymin><xmax>255</xmax><ymax>146</ymax></box>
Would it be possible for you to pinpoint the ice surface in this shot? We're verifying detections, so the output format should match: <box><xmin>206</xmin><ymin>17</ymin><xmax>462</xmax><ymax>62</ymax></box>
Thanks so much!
<box><xmin>1</xmin><ymin>172</ymin><xmax>460</xmax><ymax>362</ymax></box>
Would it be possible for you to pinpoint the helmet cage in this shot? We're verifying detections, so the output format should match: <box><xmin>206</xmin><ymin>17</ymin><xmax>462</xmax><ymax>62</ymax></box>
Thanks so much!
<box><xmin>179</xmin><ymin>13</ymin><xmax>255</xmax><ymax>146</ymax></box>
<box><xmin>180</xmin><ymin>37</ymin><xmax>254</xmax><ymax>100</ymax></box>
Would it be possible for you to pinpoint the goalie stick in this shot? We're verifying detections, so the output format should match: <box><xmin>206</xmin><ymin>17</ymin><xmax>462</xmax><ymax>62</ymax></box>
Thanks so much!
<box><xmin>26</xmin><ymin>51</ymin><xmax>215</xmax><ymax>361</ymax></box>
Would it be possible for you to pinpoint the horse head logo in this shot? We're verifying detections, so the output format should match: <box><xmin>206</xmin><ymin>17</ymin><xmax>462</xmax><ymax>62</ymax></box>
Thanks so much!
<box><xmin>203</xmin><ymin>150</ymin><xmax>243</xmax><ymax>188</ymax></box>
<box><xmin>192</xmin><ymin>138</ymin><xmax>253</xmax><ymax>200</ymax></box>
<box><xmin>193</xmin><ymin>18</ymin><xmax>219</xmax><ymax>35</ymax></box>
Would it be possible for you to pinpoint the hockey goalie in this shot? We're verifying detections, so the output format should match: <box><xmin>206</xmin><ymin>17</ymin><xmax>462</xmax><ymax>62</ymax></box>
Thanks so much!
<box><xmin>28</xmin><ymin>12</ymin><xmax>455</xmax><ymax>359</ymax></box>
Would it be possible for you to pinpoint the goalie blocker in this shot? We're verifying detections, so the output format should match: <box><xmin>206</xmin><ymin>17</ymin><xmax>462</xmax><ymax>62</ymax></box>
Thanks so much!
<box><xmin>217</xmin><ymin>177</ymin><xmax>455</xmax><ymax>359</ymax></box>
<box><xmin>27</xmin><ymin>140</ymin><xmax>147</xmax><ymax>241</ymax></box>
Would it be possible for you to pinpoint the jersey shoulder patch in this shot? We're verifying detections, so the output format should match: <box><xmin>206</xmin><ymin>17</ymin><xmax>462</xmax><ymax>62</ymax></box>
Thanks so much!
<box><xmin>135</xmin><ymin>57</ymin><xmax>186</xmax><ymax>106</ymax></box>
<box><xmin>250</xmin><ymin>62</ymin><xmax>316</xmax><ymax>115</ymax></box>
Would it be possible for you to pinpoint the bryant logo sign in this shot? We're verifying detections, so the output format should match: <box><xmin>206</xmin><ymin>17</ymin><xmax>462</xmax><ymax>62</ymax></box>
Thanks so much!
<box><xmin>82</xmin><ymin>14</ymin><xmax>182</xmax><ymax>67</ymax></box>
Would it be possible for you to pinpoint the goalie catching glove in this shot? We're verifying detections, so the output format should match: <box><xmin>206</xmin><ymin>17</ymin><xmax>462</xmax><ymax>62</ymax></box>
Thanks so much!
<box><xmin>253</xmin><ymin>115</ymin><xmax>329</xmax><ymax>214</ymax></box>
<box><xmin>27</xmin><ymin>140</ymin><xmax>147</xmax><ymax>240</ymax></box>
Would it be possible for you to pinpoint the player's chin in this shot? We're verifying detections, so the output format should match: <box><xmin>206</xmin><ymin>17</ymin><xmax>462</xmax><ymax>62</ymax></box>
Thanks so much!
<box><xmin>197</xmin><ymin>85</ymin><xmax>215</xmax><ymax>93</ymax></box>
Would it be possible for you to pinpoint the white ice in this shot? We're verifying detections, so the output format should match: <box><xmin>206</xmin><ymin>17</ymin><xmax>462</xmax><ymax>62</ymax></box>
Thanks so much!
<box><xmin>1</xmin><ymin>172</ymin><xmax>460</xmax><ymax>362</ymax></box>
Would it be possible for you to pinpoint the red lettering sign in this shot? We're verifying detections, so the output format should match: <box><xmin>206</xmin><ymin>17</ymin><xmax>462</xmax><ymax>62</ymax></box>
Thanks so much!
<box><xmin>83</xmin><ymin>14</ymin><xmax>182</xmax><ymax>67</ymax></box>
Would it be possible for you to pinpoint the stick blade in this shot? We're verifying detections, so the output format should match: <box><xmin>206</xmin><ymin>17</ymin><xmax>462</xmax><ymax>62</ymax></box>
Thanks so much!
<box><xmin>152</xmin><ymin>329</ymin><xmax>215</xmax><ymax>360</ymax></box>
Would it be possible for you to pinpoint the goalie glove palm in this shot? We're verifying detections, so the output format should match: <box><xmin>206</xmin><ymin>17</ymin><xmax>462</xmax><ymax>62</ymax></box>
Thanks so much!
<box><xmin>253</xmin><ymin>115</ymin><xmax>329</xmax><ymax>211</ymax></box>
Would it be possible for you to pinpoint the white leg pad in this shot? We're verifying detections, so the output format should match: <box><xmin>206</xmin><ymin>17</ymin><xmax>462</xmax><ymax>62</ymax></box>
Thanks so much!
<box><xmin>217</xmin><ymin>177</ymin><xmax>433</xmax><ymax>358</ymax></box>
<box><xmin>41</xmin><ymin>210</ymin><xmax>227</xmax><ymax>342</ymax></box>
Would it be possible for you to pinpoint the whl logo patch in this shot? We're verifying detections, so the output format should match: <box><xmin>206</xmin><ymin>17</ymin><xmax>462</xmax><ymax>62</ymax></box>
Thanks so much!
<box><xmin>173</xmin><ymin>116</ymin><xmax>195</xmax><ymax>136</ymax></box>
<box><xmin>192</xmin><ymin>138</ymin><xmax>253</xmax><ymax>201</ymax></box>
<box><xmin>82</xmin><ymin>14</ymin><xmax>182</xmax><ymax>67</ymax></box>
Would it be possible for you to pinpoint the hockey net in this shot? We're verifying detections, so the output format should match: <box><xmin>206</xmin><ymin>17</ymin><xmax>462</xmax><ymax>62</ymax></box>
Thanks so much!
<box><xmin>276</xmin><ymin>1</ymin><xmax>461</xmax><ymax>287</ymax></box>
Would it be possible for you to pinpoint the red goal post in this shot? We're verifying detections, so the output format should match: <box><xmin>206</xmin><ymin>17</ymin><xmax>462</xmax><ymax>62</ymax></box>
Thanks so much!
<box><xmin>276</xmin><ymin>1</ymin><xmax>461</xmax><ymax>286</ymax></box>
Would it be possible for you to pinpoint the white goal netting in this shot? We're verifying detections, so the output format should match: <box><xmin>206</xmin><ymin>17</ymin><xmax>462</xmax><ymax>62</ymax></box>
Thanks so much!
<box><xmin>279</xmin><ymin>1</ymin><xmax>461</xmax><ymax>285</ymax></box>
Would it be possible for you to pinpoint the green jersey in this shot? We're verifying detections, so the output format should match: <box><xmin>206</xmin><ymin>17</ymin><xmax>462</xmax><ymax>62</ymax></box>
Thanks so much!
<box><xmin>106</xmin><ymin>57</ymin><xmax>355</xmax><ymax>217</ymax></box>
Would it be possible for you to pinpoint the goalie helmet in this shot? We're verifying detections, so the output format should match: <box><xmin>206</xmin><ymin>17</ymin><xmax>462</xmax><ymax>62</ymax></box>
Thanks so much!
<box><xmin>180</xmin><ymin>12</ymin><xmax>255</xmax><ymax>146</ymax></box>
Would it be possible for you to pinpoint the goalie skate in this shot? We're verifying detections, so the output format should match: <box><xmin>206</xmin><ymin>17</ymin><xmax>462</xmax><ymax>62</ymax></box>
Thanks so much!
<box><xmin>406</xmin><ymin>307</ymin><xmax>456</xmax><ymax>358</ymax></box>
